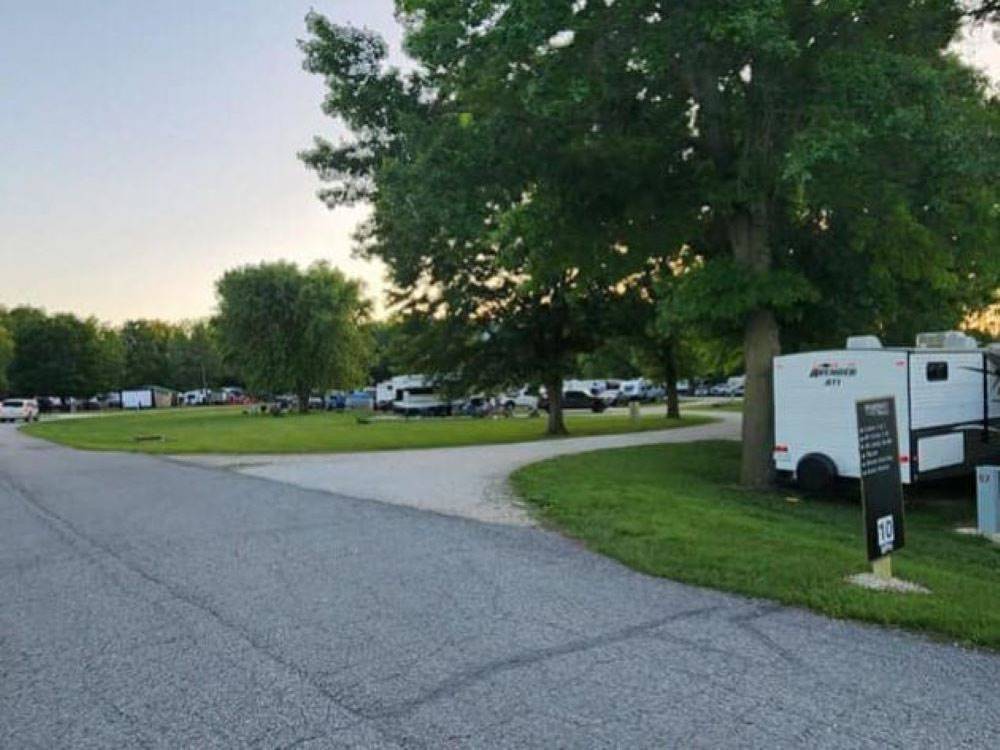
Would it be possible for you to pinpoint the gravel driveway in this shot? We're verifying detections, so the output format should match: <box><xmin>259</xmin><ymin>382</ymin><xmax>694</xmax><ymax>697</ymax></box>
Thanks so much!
<box><xmin>173</xmin><ymin>412</ymin><xmax>741</xmax><ymax>525</ymax></box>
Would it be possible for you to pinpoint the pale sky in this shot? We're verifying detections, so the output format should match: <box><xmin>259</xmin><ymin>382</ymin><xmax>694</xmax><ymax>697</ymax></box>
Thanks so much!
<box><xmin>1</xmin><ymin>3</ymin><xmax>997</xmax><ymax>325</ymax></box>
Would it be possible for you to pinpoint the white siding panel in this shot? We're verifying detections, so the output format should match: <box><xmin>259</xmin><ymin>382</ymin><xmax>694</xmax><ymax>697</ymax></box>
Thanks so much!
<box><xmin>909</xmin><ymin>353</ymin><xmax>984</xmax><ymax>430</ymax></box>
<box><xmin>917</xmin><ymin>433</ymin><xmax>965</xmax><ymax>472</ymax></box>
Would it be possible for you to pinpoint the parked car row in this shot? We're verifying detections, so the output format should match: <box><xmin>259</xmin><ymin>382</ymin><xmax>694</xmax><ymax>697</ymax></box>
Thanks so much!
<box><xmin>181</xmin><ymin>387</ymin><xmax>247</xmax><ymax>406</ymax></box>
<box><xmin>323</xmin><ymin>389</ymin><xmax>376</xmax><ymax>411</ymax></box>
<box><xmin>691</xmin><ymin>376</ymin><xmax>745</xmax><ymax>398</ymax></box>
<box><xmin>368</xmin><ymin>372</ymin><xmax>748</xmax><ymax>419</ymax></box>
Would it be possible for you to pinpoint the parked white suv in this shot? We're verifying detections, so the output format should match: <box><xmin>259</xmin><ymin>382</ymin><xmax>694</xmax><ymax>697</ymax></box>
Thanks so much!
<box><xmin>1</xmin><ymin>398</ymin><xmax>40</xmax><ymax>423</ymax></box>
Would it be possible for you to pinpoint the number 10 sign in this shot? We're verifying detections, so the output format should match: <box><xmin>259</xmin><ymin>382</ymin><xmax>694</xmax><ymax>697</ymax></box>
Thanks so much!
<box><xmin>856</xmin><ymin>397</ymin><xmax>906</xmax><ymax>563</ymax></box>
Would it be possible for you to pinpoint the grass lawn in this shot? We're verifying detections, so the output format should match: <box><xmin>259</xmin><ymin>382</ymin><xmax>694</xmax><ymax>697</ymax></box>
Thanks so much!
<box><xmin>22</xmin><ymin>406</ymin><xmax>713</xmax><ymax>454</ymax></box>
<box><xmin>687</xmin><ymin>399</ymin><xmax>743</xmax><ymax>412</ymax></box>
<box><xmin>511</xmin><ymin>441</ymin><xmax>1000</xmax><ymax>650</ymax></box>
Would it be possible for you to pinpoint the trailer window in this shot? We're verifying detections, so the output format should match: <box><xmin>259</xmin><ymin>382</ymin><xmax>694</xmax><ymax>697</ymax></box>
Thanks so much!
<box><xmin>926</xmin><ymin>362</ymin><xmax>948</xmax><ymax>382</ymax></box>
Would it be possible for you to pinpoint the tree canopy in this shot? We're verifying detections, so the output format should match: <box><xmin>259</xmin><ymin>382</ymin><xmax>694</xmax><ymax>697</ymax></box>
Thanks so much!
<box><xmin>302</xmin><ymin>1</ymin><xmax>1000</xmax><ymax>483</ymax></box>
<box><xmin>301</xmin><ymin>7</ymin><xmax>666</xmax><ymax>434</ymax></box>
<box><xmin>120</xmin><ymin>319</ymin><xmax>173</xmax><ymax>388</ymax></box>
<box><xmin>5</xmin><ymin>311</ymin><xmax>122</xmax><ymax>398</ymax></box>
<box><xmin>214</xmin><ymin>261</ymin><xmax>371</xmax><ymax>410</ymax></box>
<box><xmin>0</xmin><ymin>320</ymin><xmax>13</xmax><ymax>395</ymax></box>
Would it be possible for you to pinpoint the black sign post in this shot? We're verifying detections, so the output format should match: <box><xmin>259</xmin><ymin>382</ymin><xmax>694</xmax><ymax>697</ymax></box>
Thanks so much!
<box><xmin>856</xmin><ymin>397</ymin><xmax>906</xmax><ymax>578</ymax></box>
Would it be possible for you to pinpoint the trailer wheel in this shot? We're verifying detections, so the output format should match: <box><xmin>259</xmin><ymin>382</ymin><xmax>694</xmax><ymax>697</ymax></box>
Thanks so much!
<box><xmin>796</xmin><ymin>454</ymin><xmax>837</xmax><ymax>494</ymax></box>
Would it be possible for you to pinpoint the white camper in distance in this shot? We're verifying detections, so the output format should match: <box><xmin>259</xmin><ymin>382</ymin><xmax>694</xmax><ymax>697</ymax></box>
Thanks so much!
<box><xmin>773</xmin><ymin>332</ymin><xmax>1000</xmax><ymax>491</ymax></box>
<box><xmin>378</xmin><ymin>374</ymin><xmax>462</xmax><ymax>416</ymax></box>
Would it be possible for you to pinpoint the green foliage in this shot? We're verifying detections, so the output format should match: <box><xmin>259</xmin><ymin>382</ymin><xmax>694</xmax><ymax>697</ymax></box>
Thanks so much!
<box><xmin>7</xmin><ymin>310</ymin><xmax>121</xmax><ymax>397</ymax></box>
<box><xmin>166</xmin><ymin>321</ymin><xmax>229</xmax><ymax>392</ymax></box>
<box><xmin>119</xmin><ymin>319</ymin><xmax>233</xmax><ymax>392</ymax></box>
<box><xmin>365</xmin><ymin>316</ymin><xmax>439</xmax><ymax>384</ymax></box>
<box><xmin>302</xmin><ymin>2</ymin><xmax>1000</xmax><ymax>469</ymax></box>
<box><xmin>0</xmin><ymin>321</ymin><xmax>13</xmax><ymax>394</ymax></box>
<box><xmin>214</xmin><ymin>261</ymin><xmax>371</xmax><ymax>405</ymax></box>
<box><xmin>672</xmin><ymin>260</ymin><xmax>818</xmax><ymax>330</ymax></box>
<box><xmin>120</xmin><ymin>319</ymin><xmax>174</xmax><ymax>387</ymax></box>
<box><xmin>300</xmin><ymin>9</ymin><xmax>657</xmax><ymax>433</ymax></box>
<box><xmin>576</xmin><ymin>339</ymin><xmax>643</xmax><ymax>381</ymax></box>
<box><xmin>776</xmin><ymin>51</ymin><xmax>1000</xmax><ymax>348</ymax></box>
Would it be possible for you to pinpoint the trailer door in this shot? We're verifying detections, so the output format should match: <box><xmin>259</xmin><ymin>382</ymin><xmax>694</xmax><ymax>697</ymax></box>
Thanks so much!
<box><xmin>908</xmin><ymin>352</ymin><xmax>984</xmax><ymax>476</ymax></box>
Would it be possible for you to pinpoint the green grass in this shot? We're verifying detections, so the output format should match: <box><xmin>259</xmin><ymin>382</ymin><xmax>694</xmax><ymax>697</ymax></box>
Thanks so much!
<box><xmin>709</xmin><ymin>400</ymin><xmax>744</xmax><ymax>412</ymax></box>
<box><xmin>686</xmin><ymin>399</ymin><xmax>743</xmax><ymax>412</ymax></box>
<box><xmin>22</xmin><ymin>406</ymin><xmax>713</xmax><ymax>454</ymax></box>
<box><xmin>512</xmin><ymin>441</ymin><xmax>1000</xmax><ymax>650</ymax></box>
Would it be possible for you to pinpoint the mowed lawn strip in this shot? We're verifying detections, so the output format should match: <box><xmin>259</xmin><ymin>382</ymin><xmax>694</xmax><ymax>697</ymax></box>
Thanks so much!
<box><xmin>511</xmin><ymin>441</ymin><xmax>1000</xmax><ymax>650</ymax></box>
<box><xmin>22</xmin><ymin>407</ymin><xmax>713</xmax><ymax>454</ymax></box>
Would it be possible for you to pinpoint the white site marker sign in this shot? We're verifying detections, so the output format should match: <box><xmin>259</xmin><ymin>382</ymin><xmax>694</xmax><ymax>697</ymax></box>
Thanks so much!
<box><xmin>855</xmin><ymin>396</ymin><xmax>906</xmax><ymax>580</ymax></box>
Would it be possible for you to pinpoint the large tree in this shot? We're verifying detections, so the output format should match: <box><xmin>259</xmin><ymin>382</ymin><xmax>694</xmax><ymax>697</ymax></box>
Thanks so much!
<box><xmin>7</xmin><ymin>311</ymin><xmax>121</xmax><ymax>399</ymax></box>
<box><xmin>404</xmin><ymin>0</ymin><xmax>1000</xmax><ymax>486</ymax></box>
<box><xmin>214</xmin><ymin>261</ymin><xmax>371</xmax><ymax>411</ymax></box>
<box><xmin>300</xmin><ymin>9</ymin><xmax>667</xmax><ymax>434</ymax></box>
<box><xmin>303</xmin><ymin>2</ymin><xmax>998</xmax><ymax>473</ymax></box>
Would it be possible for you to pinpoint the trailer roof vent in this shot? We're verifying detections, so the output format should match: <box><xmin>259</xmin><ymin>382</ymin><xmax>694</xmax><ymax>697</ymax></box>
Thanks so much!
<box><xmin>846</xmin><ymin>335</ymin><xmax>882</xmax><ymax>349</ymax></box>
<box><xmin>916</xmin><ymin>331</ymin><xmax>978</xmax><ymax>350</ymax></box>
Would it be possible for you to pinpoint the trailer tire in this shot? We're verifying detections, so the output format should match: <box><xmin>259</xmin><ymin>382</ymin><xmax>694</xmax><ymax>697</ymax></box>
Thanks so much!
<box><xmin>796</xmin><ymin>454</ymin><xmax>837</xmax><ymax>494</ymax></box>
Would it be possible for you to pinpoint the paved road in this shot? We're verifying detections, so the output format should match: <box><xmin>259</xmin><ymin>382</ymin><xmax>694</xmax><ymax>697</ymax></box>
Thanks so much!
<box><xmin>2</xmin><ymin>424</ymin><xmax>999</xmax><ymax>748</ymax></box>
<box><xmin>175</xmin><ymin>411</ymin><xmax>741</xmax><ymax>526</ymax></box>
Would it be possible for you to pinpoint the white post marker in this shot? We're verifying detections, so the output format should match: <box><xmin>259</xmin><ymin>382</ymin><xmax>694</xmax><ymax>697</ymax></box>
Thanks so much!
<box><xmin>872</xmin><ymin>555</ymin><xmax>892</xmax><ymax>581</ymax></box>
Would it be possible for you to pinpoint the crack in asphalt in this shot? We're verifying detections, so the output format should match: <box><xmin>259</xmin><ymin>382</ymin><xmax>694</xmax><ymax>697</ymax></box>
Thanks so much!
<box><xmin>363</xmin><ymin>605</ymin><xmax>723</xmax><ymax>720</ymax></box>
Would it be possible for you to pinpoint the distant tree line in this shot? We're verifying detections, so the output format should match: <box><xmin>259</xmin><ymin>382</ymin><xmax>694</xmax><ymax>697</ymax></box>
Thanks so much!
<box><xmin>0</xmin><ymin>306</ymin><xmax>231</xmax><ymax>399</ymax></box>
<box><xmin>0</xmin><ymin>261</ymin><xmax>373</xmax><ymax>407</ymax></box>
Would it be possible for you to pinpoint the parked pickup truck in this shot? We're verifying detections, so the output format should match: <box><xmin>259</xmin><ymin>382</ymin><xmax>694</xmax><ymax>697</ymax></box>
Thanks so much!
<box><xmin>538</xmin><ymin>389</ymin><xmax>607</xmax><ymax>413</ymax></box>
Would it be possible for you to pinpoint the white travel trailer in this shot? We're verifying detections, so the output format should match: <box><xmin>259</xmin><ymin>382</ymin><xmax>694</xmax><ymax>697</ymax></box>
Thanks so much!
<box><xmin>381</xmin><ymin>374</ymin><xmax>460</xmax><ymax>416</ymax></box>
<box><xmin>182</xmin><ymin>388</ymin><xmax>212</xmax><ymax>406</ymax></box>
<box><xmin>773</xmin><ymin>332</ymin><xmax>1000</xmax><ymax>490</ymax></box>
<box><xmin>121</xmin><ymin>386</ymin><xmax>174</xmax><ymax>410</ymax></box>
<box><xmin>563</xmin><ymin>379</ymin><xmax>598</xmax><ymax>395</ymax></box>
<box><xmin>375</xmin><ymin>379</ymin><xmax>397</xmax><ymax>410</ymax></box>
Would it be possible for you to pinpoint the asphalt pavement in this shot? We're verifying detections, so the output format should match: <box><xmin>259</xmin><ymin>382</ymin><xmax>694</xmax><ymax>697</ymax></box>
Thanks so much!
<box><xmin>2</xmin><ymin>422</ymin><xmax>999</xmax><ymax>748</ymax></box>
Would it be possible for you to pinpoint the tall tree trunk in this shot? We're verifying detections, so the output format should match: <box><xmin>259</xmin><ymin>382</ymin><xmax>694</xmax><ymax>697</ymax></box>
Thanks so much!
<box><xmin>664</xmin><ymin>340</ymin><xmax>680</xmax><ymax>420</ymax></box>
<box><xmin>729</xmin><ymin>203</ymin><xmax>780</xmax><ymax>488</ymax></box>
<box><xmin>544</xmin><ymin>377</ymin><xmax>567</xmax><ymax>435</ymax></box>
<box><xmin>298</xmin><ymin>389</ymin><xmax>311</xmax><ymax>414</ymax></box>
